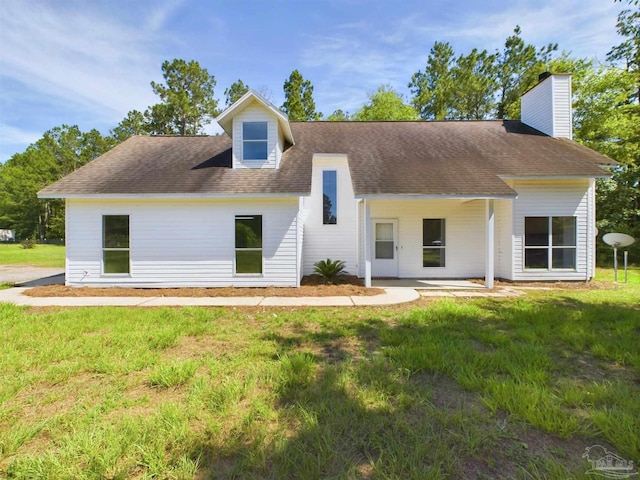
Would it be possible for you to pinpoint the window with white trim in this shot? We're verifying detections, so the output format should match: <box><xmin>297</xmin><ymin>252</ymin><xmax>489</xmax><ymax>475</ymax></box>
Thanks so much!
<box><xmin>235</xmin><ymin>215</ymin><xmax>262</xmax><ymax>274</ymax></box>
<box><xmin>524</xmin><ymin>216</ymin><xmax>576</xmax><ymax>269</ymax></box>
<box><xmin>242</xmin><ymin>122</ymin><xmax>268</xmax><ymax>161</ymax></box>
<box><xmin>423</xmin><ymin>219</ymin><xmax>445</xmax><ymax>267</ymax></box>
<box><xmin>103</xmin><ymin>215</ymin><xmax>130</xmax><ymax>274</ymax></box>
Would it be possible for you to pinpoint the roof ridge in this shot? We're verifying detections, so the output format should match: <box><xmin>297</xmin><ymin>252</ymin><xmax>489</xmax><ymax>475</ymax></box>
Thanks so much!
<box><xmin>291</xmin><ymin>119</ymin><xmax>510</xmax><ymax>124</ymax></box>
<box><xmin>147</xmin><ymin>134</ymin><xmax>213</xmax><ymax>137</ymax></box>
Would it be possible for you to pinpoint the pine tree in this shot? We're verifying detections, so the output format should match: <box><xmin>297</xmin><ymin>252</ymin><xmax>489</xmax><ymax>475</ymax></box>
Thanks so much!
<box><xmin>146</xmin><ymin>59</ymin><xmax>219</xmax><ymax>135</ymax></box>
<box><xmin>281</xmin><ymin>70</ymin><xmax>321</xmax><ymax>121</ymax></box>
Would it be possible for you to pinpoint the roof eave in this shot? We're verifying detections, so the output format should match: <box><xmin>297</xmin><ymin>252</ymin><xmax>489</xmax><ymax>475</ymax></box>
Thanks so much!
<box><xmin>498</xmin><ymin>174</ymin><xmax>610</xmax><ymax>180</ymax></box>
<box><xmin>355</xmin><ymin>193</ymin><xmax>517</xmax><ymax>200</ymax></box>
<box><xmin>37</xmin><ymin>192</ymin><xmax>309</xmax><ymax>200</ymax></box>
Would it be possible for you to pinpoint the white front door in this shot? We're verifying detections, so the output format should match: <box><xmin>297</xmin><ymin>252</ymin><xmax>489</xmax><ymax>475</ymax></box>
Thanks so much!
<box><xmin>372</xmin><ymin>219</ymin><xmax>398</xmax><ymax>277</ymax></box>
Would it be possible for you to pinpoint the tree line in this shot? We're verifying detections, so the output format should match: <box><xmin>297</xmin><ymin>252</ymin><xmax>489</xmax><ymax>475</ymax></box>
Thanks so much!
<box><xmin>0</xmin><ymin>0</ymin><xmax>637</xmax><ymax>262</ymax></box>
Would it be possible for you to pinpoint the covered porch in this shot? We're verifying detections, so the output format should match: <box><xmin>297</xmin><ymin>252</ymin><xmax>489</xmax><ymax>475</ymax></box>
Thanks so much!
<box><xmin>361</xmin><ymin>197</ymin><xmax>508</xmax><ymax>289</ymax></box>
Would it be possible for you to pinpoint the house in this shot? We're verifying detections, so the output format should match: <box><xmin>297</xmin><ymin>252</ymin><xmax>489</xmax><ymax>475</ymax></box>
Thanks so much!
<box><xmin>38</xmin><ymin>73</ymin><xmax>614</xmax><ymax>288</ymax></box>
<box><xmin>0</xmin><ymin>229</ymin><xmax>16</xmax><ymax>242</ymax></box>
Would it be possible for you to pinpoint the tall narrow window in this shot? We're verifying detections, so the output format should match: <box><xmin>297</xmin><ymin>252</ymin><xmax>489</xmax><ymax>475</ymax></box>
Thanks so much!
<box><xmin>423</xmin><ymin>219</ymin><xmax>445</xmax><ymax>267</ymax></box>
<box><xmin>323</xmin><ymin>170</ymin><xmax>337</xmax><ymax>224</ymax></box>
<box><xmin>524</xmin><ymin>216</ymin><xmax>576</xmax><ymax>269</ymax></box>
<box><xmin>243</xmin><ymin>122</ymin><xmax>268</xmax><ymax>161</ymax></box>
<box><xmin>103</xmin><ymin>215</ymin><xmax>130</xmax><ymax>274</ymax></box>
<box><xmin>235</xmin><ymin>215</ymin><xmax>262</xmax><ymax>274</ymax></box>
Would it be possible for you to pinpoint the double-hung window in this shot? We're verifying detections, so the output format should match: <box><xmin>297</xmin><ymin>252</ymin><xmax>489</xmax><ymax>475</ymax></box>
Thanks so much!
<box><xmin>103</xmin><ymin>215</ymin><xmax>130</xmax><ymax>274</ymax></box>
<box><xmin>524</xmin><ymin>216</ymin><xmax>576</xmax><ymax>269</ymax></box>
<box><xmin>423</xmin><ymin>219</ymin><xmax>445</xmax><ymax>267</ymax></box>
<box><xmin>322</xmin><ymin>170</ymin><xmax>337</xmax><ymax>224</ymax></box>
<box><xmin>235</xmin><ymin>215</ymin><xmax>263</xmax><ymax>274</ymax></box>
<box><xmin>243</xmin><ymin>122</ymin><xmax>268</xmax><ymax>161</ymax></box>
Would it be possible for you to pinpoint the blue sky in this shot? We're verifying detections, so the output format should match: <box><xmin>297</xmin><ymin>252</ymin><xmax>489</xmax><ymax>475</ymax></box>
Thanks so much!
<box><xmin>0</xmin><ymin>0</ymin><xmax>623</xmax><ymax>162</ymax></box>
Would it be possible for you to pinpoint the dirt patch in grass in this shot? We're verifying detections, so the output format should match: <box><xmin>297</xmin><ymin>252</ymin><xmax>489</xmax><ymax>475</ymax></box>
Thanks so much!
<box><xmin>414</xmin><ymin>373</ymin><xmax>604</xmax><ymax>478</ymax></box>
<box><xmin>304</xmin><ymin>336</ymin><xmax>367</xmax><ymax>363</ymax></box>
<box><xmin>119</xmin><ymin>381</ymin><xmax>187</xmax><ymax>416</ymax></box>
<box><xmin>455</xmin><ymin>424</ymin><xmax>597</xmax><ymax>479</ymax></box>
<box><xmin>25</xmin><ymin>276</ymin><xmax>383</xmax><ymax>298</ymax></box>
<box><xmin>411</xmin><ymin>371</ymin><xmax>621</xmax><ymax>478</ymax></box>
<box><xmin>486</xmin><ymin>417</ymin><xmax>612</xmax><ymax>477</ymax></box>
<box><xmin>160</xmin><ymin>335</ymin><xmax>250</xmax><ymax>362</ymax></box>
<box><xmin>4</xmin><ymin>372</ymin><xmax>111</xmax><ymax>424</ymax></box>
<box><xmin>552</xmin><ymin>351</ymin><xmax>639</xmax><ymax>385</ymax></box>
<box><xmin>421</xmin><ymin>372</ymin><xmax>488</xmax><ymax>412</ymax></box>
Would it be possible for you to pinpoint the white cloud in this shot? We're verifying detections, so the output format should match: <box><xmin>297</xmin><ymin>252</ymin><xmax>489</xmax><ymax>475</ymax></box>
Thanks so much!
<box><xmin>300</xmin><ymin>28</ymin><xmax>418</xmax><ymax>112</ymax></box>
<box><xmin>397</xmin><ymin>0</ymin><xmax>620</xmax><ymax>59</ymax></box>
<box><xmin>0</xmin><ymin>0</ymin><xmax>624</xmax><ymax>148</ymax></box>
<box><xmin>0</xmin><ymin>123</ymin><xmax>41</xmax><ymax>146</ymax></box>
<box><xmin>0</xmin><ymin>0</ymin><xmax>182</xmax><ymax>127</ymax></box>
<box><xmin>0</xmin><ymin>124</ymin><xmax>43</xmax><ymax>162</ymax></box>
<box><xmin>302</xmin><ymin>0</ymin><xmax>621</xmax><ymax>114</ymax></box>
<box><xmin>145</xmin><ymin>0</ymin><xmax>186</xmax><ymax>32</ymax></box>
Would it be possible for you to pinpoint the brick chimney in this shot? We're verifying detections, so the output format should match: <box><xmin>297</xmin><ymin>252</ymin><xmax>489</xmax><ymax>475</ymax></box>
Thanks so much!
<box><xmin>521</xmin><ymin>73</ymin><xmax>572</xmax><ymax>140</ymax></box>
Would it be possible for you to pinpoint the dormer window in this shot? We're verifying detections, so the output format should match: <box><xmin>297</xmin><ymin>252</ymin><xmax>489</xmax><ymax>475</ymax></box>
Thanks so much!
<box><xmin>243</xmin><ymin>122</ymin><xmax>268</xmax><ymax>161</ymax></box>
<box><xmin>216</xmin><ymin>90</ymin><xmax>294</xmax><ymax>169</ymax></box>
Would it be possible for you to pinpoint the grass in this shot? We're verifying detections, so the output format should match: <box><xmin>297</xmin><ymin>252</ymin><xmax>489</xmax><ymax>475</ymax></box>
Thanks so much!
<box><xmin>149</xmin><ymin>360</ymin><xmax>198</xmax><ymax>388</ymax></box>
<box><xmin>596</xmin><ymin>265</ymin><xmax>640</xmax><ymax>285</ymax></box>
<box><xmin>0</xmin><ymin>244</ymin><xmax>65</xmax><ymax>268</ymax></box>
<box><xmin>0</xmin><ymin>279</ymin><xmax>638</xmax><ymax>478</ymax></box>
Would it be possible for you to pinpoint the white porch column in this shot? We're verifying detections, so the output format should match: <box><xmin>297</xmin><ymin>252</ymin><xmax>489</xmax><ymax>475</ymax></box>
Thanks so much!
<box><xmin>485</xmin><ymin>199</ymin><xmax>495</xmax><ymax>289</ymax></box>
<box><xmin>364</xmin><ymin>200</ymin><xmax>372</xmax><ymax>288</ymax></box>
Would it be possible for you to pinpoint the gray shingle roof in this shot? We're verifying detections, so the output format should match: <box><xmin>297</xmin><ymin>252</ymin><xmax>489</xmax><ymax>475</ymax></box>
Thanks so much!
<box><xmin>38</xmin><ymin>120</ymin><xmax>613</xmax><ymax>198</ymax></box>
<box><xmin>39</xmin><ymin>135</ymin><xmax>308</xmax><ymax>196</ymax></box>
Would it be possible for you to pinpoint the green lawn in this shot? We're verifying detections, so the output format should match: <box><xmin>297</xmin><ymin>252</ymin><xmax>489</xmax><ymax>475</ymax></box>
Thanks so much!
<box><xmin>1</xmin><ymin>280</ymin><xmax>638</xmax><ymax>479</ymax></box>
<box><xmin>0</xmin><ymin>244</ymin><xmax>65</xmax><ymax>268</ymax></box>
<box><xmin>596</xmin><ymin>265</ymin><xmax>640</xmax><ymax>285</ymax></box>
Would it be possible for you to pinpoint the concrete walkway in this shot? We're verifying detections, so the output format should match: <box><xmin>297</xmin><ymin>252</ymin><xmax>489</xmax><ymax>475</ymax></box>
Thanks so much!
<box><xmin>0</xmin><ymin>284</ymin><xmax>526</xmax><ymax>307</ymax></box>
<box><xmin>0</xmin><ymin>266</ymin><xmax>65</xmax><ymax>286</ymax></box>
<box><xmin>0</xmin><ymin>286</ymin><xmax>421</xmax><ymax>307</ymax></box>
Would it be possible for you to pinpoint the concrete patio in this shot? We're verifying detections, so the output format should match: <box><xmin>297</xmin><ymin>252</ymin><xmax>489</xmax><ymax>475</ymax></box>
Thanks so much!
<box><xmin>372</xmin><ymin>279</ymin><xmax>486</xmax><ymax>289</ymax></box>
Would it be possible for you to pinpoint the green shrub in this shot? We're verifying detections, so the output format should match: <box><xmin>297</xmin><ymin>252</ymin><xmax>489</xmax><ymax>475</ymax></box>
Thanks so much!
<box><xmin>313</xmin><ymin>258</ymin><xmax>346</xmax><ymax>285</ymax></box>
<box><xmin>19</xmin><ymin>239</ymin><xmax>36</xmax><ymax>249</ymax></box>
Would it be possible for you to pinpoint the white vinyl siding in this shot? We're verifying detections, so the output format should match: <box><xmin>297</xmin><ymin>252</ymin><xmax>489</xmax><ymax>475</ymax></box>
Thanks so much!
<box><xmin>494</xmin><ymin>198</ymin><xmax>513</xmax><ymax>280</ymax></box>
<box><xmin>302</xmin><ymin>155</ymin><xmax>359</xmax><ymax>275</ymax></box>
<box><xmin>232</xmin><ymin>102</ymin><xmax>280</xmax><ymax>169</ymax></box>
<box><xmin>363</xmin><ymin>199</ymin><xmax>487</xmax><ymax>278</ymax></box>
<box><xmin>521</xmin><ymin>74</ymin><xmax>572</xmax><ymax>139</ymax></box>
<box><xmin>511</xmin><ymin>179</ymin><xmax>590</xmax><ymax>281</ymax></box>
<box><xmin>65</xmin><ymin>198</ymin><xmax>300</xmax><ymax>287</ymax></box>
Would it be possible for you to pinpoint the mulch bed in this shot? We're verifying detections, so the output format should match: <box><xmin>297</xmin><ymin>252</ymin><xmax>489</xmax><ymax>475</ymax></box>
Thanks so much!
<box><xmin>24</xmin><ymin>276</ymin><xmax>384</xmax><ymax>298</ymax></box>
